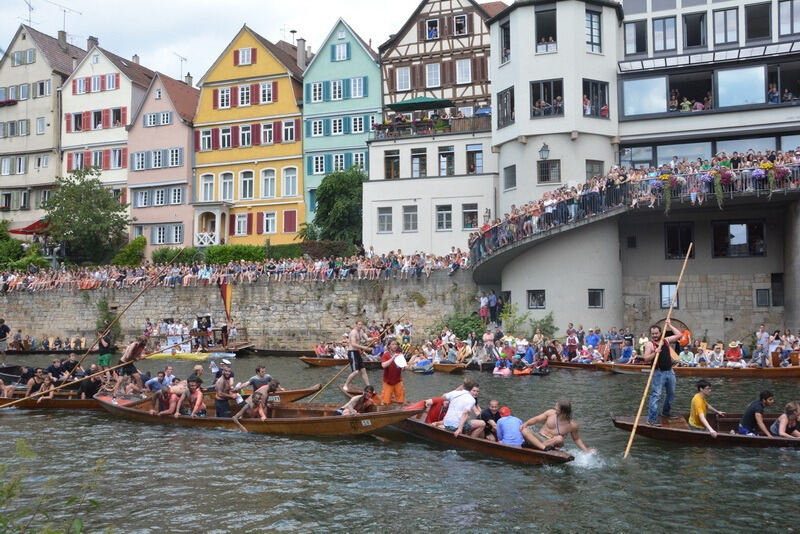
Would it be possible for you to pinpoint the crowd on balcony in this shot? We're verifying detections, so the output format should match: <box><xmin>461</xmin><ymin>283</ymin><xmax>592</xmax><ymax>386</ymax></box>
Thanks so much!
<box><xmin>468</xmin><ymin>146</ymin><xmax>800</xmax><ymax>263</ymax></box>
<box><xmin>0</xmin><ymin>249</ymin><xmax>471</xmax><ymax>293</ymax></box>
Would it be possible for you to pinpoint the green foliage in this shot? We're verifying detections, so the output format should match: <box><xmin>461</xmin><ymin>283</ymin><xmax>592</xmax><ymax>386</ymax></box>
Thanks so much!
<box><xmin>266</xmin><ymin>243</ymin><xmax>302</xmax><ymax>259</ymax></box>
<box><xmin>409</xmin><ymin>292</ymin><xmax>427</xmax><ymax>307</ymax></box>
<box><xmin>44</xmin><ymin>167</ymin><xmax>131</xmax><ymax>264</ymax></box>
<box><xmin>151</xmin><ymin>246</ymin><xmax>203</xmax><ymax>265</ymax></box>
<box><xmin>713</xmin><ymin>175</ymin><xmax>724</xmax><ymax>210</ymax></box>
<box><xmin>314</xmin><ymin>167</ymin><xmax>365</xmax><ymax>244</ymax></box>
<box><xmin>111</xmin><ymin>236</ymin><xmax>146</xmax><ymax>266</ymax></box>
<box><xmin>300</xmin><ymin>240</ymin><xmax>356</xmax><ymax>259</ymax></box>
<box><xmin>205</xmin><ymin>244</ymin><xmax>265</xmax><ymax>263</ymax></box>
<box><xmin>529</xmin><ymin>312</ymin><xmax>558</xmax><ymax>340</ymax></box>
<box><xmin>0</xmin><ymin>238</ymin><xmax>24</xmax><ymax>267</ymax></box>
<box><xmin>499</xmin><ymin>302</ymin><xmax>531</xmax><ymax>337</ymax></box>
<box><xmin>296</xmin><ymin>222</ymin><xmax>320</xmax><ymax>241</ymax></box>
<box><xmin>5</xmin><ymin>242</ymin><xmax>49</xmax><ymax>271</ymax></box>
<box><xmin>432</xmin><ymin>310</ymin><xmax>483</xmax><ymax>340</ymax></box>
<box><xmin>96</xmin><ymin>298</ymin><xmax>120</xmax><ymax>345</ymax></box>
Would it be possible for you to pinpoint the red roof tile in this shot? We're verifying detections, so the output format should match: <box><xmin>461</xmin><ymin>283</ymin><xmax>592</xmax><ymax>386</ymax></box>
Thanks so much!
<box><xmin>99</xmin><ymin>47</ymin><xmax>155</xmax><ymax>88</ymax></box>
<box><xmin>22</xmin><ymin>25</ymin><xmax>85</xmax><ymax>77</ymax></box>
<box><xmin>479</xmin><ymin>1</ymin><xmax>509</xmax><ymax>17</ymax></box>
<box><xmin>158</xmin><ymin>72</ymin><xmax>200</xmax><ymax>124</ymax></box>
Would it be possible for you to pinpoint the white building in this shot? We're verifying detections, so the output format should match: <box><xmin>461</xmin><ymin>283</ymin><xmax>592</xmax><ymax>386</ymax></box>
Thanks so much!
<box><xmin>0</xmin><ymin>26</ymin><xmax>84</xmax><ymax>230</ymax></box>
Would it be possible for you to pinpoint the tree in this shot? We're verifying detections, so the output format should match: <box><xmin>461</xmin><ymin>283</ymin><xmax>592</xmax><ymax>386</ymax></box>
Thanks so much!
<box><xmin>499</xmin><ymin>302</ymin><xmax>531</xmax><ymax>337</ymax></box>
<box><xmin>313</xmin><ymin>167</ymin><xmax>365</xmax><ymax>244</ymax></box>
<box><xmin>44</xmin><ymin>167</ymin><xmax>131</xmax><ymax>264</ymax></box>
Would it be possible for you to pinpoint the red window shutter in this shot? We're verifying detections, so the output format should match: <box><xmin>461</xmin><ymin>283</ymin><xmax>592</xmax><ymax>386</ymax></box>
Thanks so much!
<box><xmin>246</xmin><ymin>213</ymin><xmax>253</xmax><ymax>235</ymax></box>
<box><xmin>272</xmin><ymin>81</ymin><xmax>278</xmax><ymax>102</ymax></box>
<box><xmin>273</xmin><ymin>121</ymin><xmax>282</xmax><ymax>143</ymax></box>
<box><xmin>251</xmin><ymin>48</ymin><xmax>257</xmax><ymax>63</ymax></box>
<box><xmin>82</xmin><ymin>111</ymin><xmax>91</xmax><ymax>130</ymax></box>
<box><xmin>100</xmin><ymin>75</ymin><xmax>106</xmax><ymax>91</ymax></box>
<box><xmin>231</xmin><ymin>125</ymin><xmax>239</xmax><ymax>148</ymax></box>
<box><xmin>294</xmin><ymin>119</ymin><xmax>300</xmax><ymax>140</ymax></box>
<box><xmin>121</xmin><ymin>147</ymin><xmax>128</xmax><ymax>167</ymax></box>
<box><xmin>65</xmin><ymin>113</ymin><xmax>72</xmax><ymax>133</ymax></box>
<box><xmin>257</xmin><ymin>212</ymin><xmax>263</xmax><ymax>234</ymax></box>
<box><xmin>212</xmin><ymin>88</ymin><xmax>219</xmax><ymax>109</ymax></box>
<box><xmin>231</xmin><ymin>86</ymin><xmax>238</xmax><ymax>107</ymax></box>
<box><xmin>66</xmin><ymin>153</ymin><xmax>72</xmax><ymax>171</ymax></box>
<box><xmin>251</xmin><ymin>83</ymin><xmax>259</xmax><ymax>103</ymax></box>
<box><xmin>233</xmin><ymin>49</ymin><xmax>240</xmax><ymax>66</ymax></box>
<box><xmin>102</xmin><ymin>108</ymin><xmax>111</xmax><ymax>129</ymax></box>
<box><xmin>85</xmin><ymin>76</ymin><xmax>91</xmax><ymax>90</ymax></box>
<box><xmin>229</xmin><ymin>214</ymin><xmax>235</xmax><ymax>236</ymax></box>
<box><xmin>283</xmin><ymin>210</ymin><xmax>296</xmax><ymax>233</ymax></box>
<box><xmin>121</xmin><ymin>107</ymin><xmax>127</xmax><ymax>125</ymax></box>
<box><xmin>194</xmin><ymin>131</ymin><xmax>201</xmax><ymax>152</ymax></box>
<box><xmin>114</xmin><ymin>73</ymin><xmax>120</xmax><ymax>88</ymax></box>
<box><xmin>83</xmin><ymin>151</ymin><xmax>91</xmax><ymax>167</ymax></box>
<box><xmin>72</xmin><ymin>79</ymin><xmax>77</xmax><ymax>94</ymax></box>
<box><xmin>102</xmin><ymin>149</ymin><xmax>111</xmax><ymax>170</ymax></box>
<box><xmin>120</xmin><ymin>187</ymin><xmax>127</xmax><ymax>204</ymax></box>
<box><xmin>251</xmin><ymin>123</ymin><xmax>261</xmax><ymax>145</ymax></box>
<box><xmin>211</xmin><ymin>128</ymin><xmax>220</xmax><ymax>150</ymax></box>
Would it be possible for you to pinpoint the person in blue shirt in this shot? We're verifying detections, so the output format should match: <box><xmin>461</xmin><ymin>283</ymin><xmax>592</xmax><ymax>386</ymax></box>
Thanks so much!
<box><xmin>488</xmin><ymin>290</ymin><xmax>498</xmax><ymax>324</ymax></box>
<box><xmin>496</xmin><ymin>406</ymin><xmax>524</xmax><ymax>446</ymax></box>
<box><xmin>618</xmin><ymin>343</ymin><xmax>634</xmax><ymax>363</ymax></box>
<box><xmin>585</xmin><ymin>329</ymin><xmax>600</xmax><ymax>350</ymax></box>
<box><xmin>145</xmin><ymin>371</ymin><xmax>167</xmax><ymax>392</ymax></box>
<box><xmin>524</xmin><ymin>343</ymin><xmax>536</xmax><ymax>365</ymax></box>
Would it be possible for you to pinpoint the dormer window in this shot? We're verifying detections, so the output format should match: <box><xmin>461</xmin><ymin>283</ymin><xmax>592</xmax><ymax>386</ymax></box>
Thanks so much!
<box><xmin>155</xmin><ymin>88</ymin><xmax>162</xmax><ymax>100</ymax></box>
<box><xmin>426</xmin><ymin>19</ymin><xmax>440</xmax><ymax>40</ymax></box>
<box><xmin>239</xmin><ymin>47</ymin><xmax>251</xmax><ymax>65</ymax></box>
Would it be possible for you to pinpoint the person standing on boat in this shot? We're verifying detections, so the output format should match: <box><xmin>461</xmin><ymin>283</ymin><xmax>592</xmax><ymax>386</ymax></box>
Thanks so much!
<box><xmin>214</xmin><ymin>367</ymin><xmax>237</xmax><ymax>418</ymax></box>
<box><xmin>644</xmin><ymin>319</ymin><xmax>683</xmax><ymax>427</ymax></box>
<box><xmin>119</xmin><ymin>337</ymin><xmax>148</xmax><ymax>388</ymax></box>
<box><xmin>380</xmin><ymin>339</ymin><xmax>405</xmax><ymax>405</ymax></box>
<box><xmin>688</xmin><ymin>379</ymin><xmax>725</xmax><ymax>436</ymax></box>
<box><xmin>0</xmin><ymin>318</ymin><xmax>10</xmax><ymax>366</ymax></box>
<box><xmin>97</xmin><ymin>329</ymin><xmax>113</xmax><ymax>370</ymax></box>
<box><xmin>344</xmin><ymin>321</ymin><xmax>372</xmax><ymax>391</ymax></box>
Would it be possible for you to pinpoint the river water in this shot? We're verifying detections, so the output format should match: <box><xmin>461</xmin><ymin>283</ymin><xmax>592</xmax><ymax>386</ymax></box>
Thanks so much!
<box><xmin>1</xmin><ymin>354</ymin><xmax>798</xmax><ymax>533</ymax></box>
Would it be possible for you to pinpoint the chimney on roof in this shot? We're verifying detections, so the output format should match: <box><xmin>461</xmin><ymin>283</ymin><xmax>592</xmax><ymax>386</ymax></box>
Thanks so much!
<box><xmin>58</xmin><ymin>30</ymin><xmax>67</xmax><ymax>51</ymax></box>
<box><xmin>87</xmin><ymin>36</ymin><xmax>98</xmax><ymax>50</ymax></box>
<box><xmin>296</xmin><ymin>37</ymin><xmax>306</xmax><ymax>69</ymax></box>
<box><xmin>369</xmin><ymin>38</ymin><xmax>372</xmax><ymax>48</ymax></box>
<box><xmin>132</xmin><ymin>54</ymin><xmax>139</xmax><ymax>64</ymax></box>
<box><xmin>184</xmin><ymin>72</ymin><xmax>193</xmax><ymax>87</ymax></box>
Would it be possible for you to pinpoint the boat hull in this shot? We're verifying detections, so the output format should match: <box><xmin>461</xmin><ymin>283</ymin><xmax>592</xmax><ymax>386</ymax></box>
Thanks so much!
<box><xmin>433</xmin><ymin>363</ymin><xmax>467</xmax><ymax>373</ymax></box>
<box><xmin>605</xmin><ymin>363</ymin><xmax>800</xmax><ymax>378</ymax></box>
<box><xmin>298</xmin><ymin>356</ymin><xmax>381</xmax><ymax>369</ymax></box>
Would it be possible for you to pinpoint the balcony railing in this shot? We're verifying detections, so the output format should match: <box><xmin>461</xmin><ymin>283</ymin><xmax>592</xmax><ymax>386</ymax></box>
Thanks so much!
<box><xmin>195</xmin><ymin>232</ymin><xmax>217</xmax><ymax>247</ymax></box>
<box><xmin>370</xmin><ymin>115</ymin><xmax>491</xmax><ymax>141</ymax></box>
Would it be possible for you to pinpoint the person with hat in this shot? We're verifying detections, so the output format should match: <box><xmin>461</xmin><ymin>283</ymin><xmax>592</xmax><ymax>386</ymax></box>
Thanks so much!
<box><xmin>496</xmin><ymin>406</ymin><xmax>525</xmax><ymax>446</ymax></box>
<box><xmin>724</xmin><ymin>341</ymin><xmax>744</xmax><ymax>368</ymax></box>
<box><xmin>380</xmin><ymin>339</ymin><xmax>405</xmax><ymax>405</ymax></box>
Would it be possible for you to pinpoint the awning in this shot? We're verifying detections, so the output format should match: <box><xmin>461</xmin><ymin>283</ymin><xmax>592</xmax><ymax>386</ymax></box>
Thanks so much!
<box><xmin>387</xmin><ymin>97</ymin><xmax>455</xmax><ymax>112</ymax></box>
<box><xmin>8</xmin><ymin>219</ymin><xmax>49</xmax><ymax>235</ymax></box>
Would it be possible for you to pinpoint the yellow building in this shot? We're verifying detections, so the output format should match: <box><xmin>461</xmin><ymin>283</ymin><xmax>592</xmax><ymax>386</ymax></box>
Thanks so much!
<box><xmin>192</xmin><ymin>25</ymin><xmax>308</xmax><ymax>246</ymax></box>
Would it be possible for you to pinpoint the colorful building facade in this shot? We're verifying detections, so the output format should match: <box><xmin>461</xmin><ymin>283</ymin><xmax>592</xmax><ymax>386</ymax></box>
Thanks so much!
<box><xmin>193</xmin><ymin>25</ymin><xmax>307</xmax><ymax>247</ymax></box>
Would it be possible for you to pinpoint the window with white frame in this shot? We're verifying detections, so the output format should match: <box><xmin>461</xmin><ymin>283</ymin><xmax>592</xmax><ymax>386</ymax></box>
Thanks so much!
<box><xmin>219</xmin><ymin>87</ymin><xmax>230</xmax><ymax>108</ymax></box>
<box><xmin>260</xmin><ymin>82</ymin><xmax>273</xmax><ymax>103</ymax></box>
<box><xmin>111</xmin><ymin>148</ymin><xmax>122</xmax><ymax>169</ymax></box>
<box><xmin>353</xmin><ymin>152</ymin><xmax>365</xmax><ymax>168</ymax></box>
<box><xmin>137</xmin><ymin>190</ymin><xmax>150</xmax><ymax>207</ymax></box>
<box><xmin>240</xmin><ymin>125</ymin><xmax>251</xmax><ymax>147</ymax></box>
<box><xmin>240</xmin><ymin>171</ymin><xmax>254</xmax><ymax>199</ymax></box>
<box><xmin>239</xmin><ymin>47</ymin><xmax>252</xmax><ymax>65</ymax></box>
<box><xmin>8</xmin><ymin>86</ymin><xmax>17</xmax><ymax>100</ymax></box>
<box><xmin>235</xmin><ymin>214</ymin><xmax>248</xmax><ymax>235</ymax></box>
<box><xmin>76</xmin><ymin>78</ymin><xmax>86</xmax><ymax>94</ymax></box>
<box><xmin>454</xmin><ymin>14</ymin><xmax>468</xmax><ymax>35</ymax></box>
<box><xmin>283</xmin><ymin>167</ymin><xmax>298</xmax><ymax>196</ymax></box>
<box><xmin>351</xmin><ymin>116</ymin><xmax>364</xmax><ymax>133</ymax></box>
<box><xmin>239</xmin><ymin>85</ymin><xmax>251</xmax><ymax>106</ymax></box>
<box><xmin>282</xmin><ymin>120</ymin><xmax>295</xmax><ymax>142</ymax></box>
<box><xmin>221</xmin><ymin>172</ymin><xmax>233</xmax><ymax>201</ymax></box>
<box><xmin>41</xmin><ymin>189</ymin><xmax>51</xmax><ymax>205</ymax></box>
<box><xmin>220</xmin><ymin>127</ymin><xmax>231</xmax><ymax>149</ymax></box>
<box><xmin>160</xmin><ymin>112</ymin><xmax>170</xmax><ymax>125</ymax></box>
<box><xmin>14</xmin><ymin>156</ymin><xmax>26</xmax><ymax>174</ymax></box>
<box><xmin>403</xmin><ymin>205</ymin><xmax>418</xmax><ymax>232</ymax></box>
<box><xmin>331</xmin><ymin>118</ymin><xmax>343</xmax><ymax>135</ymax></box>
<box><xmin>426</xmin><ymin>63</ymin><xmax>441</xmax><ymax>88</ymax></box>
<box><xmin>20</xmin><ymin>190</ymin><xmax>29</xmax><ymax>208</ymax></box>
<box><xmin>261</xmin><ymin>123</ymin><xmax>273</xmax><ymax>144</ymax></box>
<box><xmin>92</xmin><ymin>110</ymin><xmax>102</xmax><ymax>130</ymax></box>
<box><xmin>313</xmin><ymin>155</ymin><xmax>325</xmax><ymax>174</ymax></box>
<box><xmin>26</xmin><ymin>49</ymin><xmax>35</xmax><ymax>63</ymax></box>
<box><xmin>436</xmin><ymin>204</ymin><xmax>452</xmax><ymax>230</ymax></box>
<box><xmin>35</xmin><ymin>155</ymin><xmax>49</xmax><ymax>169</ymax></box>
<box><xmin>334</xmin><ymin>43</ymin><xmax>348</xmax><ymax>61</ymax></box>
<box><xmin>73</xmin><ymin>152</ymin><xmax>84</xmax><ymax>170</ymax></box>
<box><xmin>36</xmin><ymin>117</ymin><xmax>45</xmax><ymax>134</ymax></box>
<box><xmin>172</xmin><ymin>225</ymin><xmax>183</xmax><ymax>244</ymax></box>
<box><xmin>351</xmin><ymin>77</ymin><xmax>364</xmax><ymax>98</ymax></box>
<box><xmin>12</xmin><ymin>51</ymin><xmax>23</xmax><ymax>66</ymax></box>
<box><xmin>91</xmin><ymin>75</ymin><xmax>101</xmax><ymax>92</ymax></box>
<box><xmin>7</xmin><ymin>121</ymin><xmax>17</xmax><ymax>137</ymax></box>
<box><xmin>311</xmin><ymin>82</ymin><xmax>323</xmax><ymax>102</ymax></box>
<box><xmin>92</xmin><ymin>54</ymin><xmax>99</xmax><ymax>64</ymax></box>
<box><xmin>106</xmin><ymin>73</ymin><xmax>116</xmax><ymax>90</ymax></box>
<box><xmin>312</xmin><ymin>120</ymin><xmax>323</xmax><ymax>136</ymax></box>
<box><xmin>456</xmin><ymin>59</ymin><xmax>471</xmax><ymax>84</ymax></box>
<box><xmin>151</xmin><ymin>150</ymin><xmax>162</xmax><ymax>169</ymax></box>
<box><xmin>459</xmin><ymin>106</ymin><xmax>474</xmax><ymax>117</ymax></box>
<box><xmin>261</xmin><ymin>169</ymin><xmax>276</xmax><ymax>198</ymax></box>
<box><xmin>202</xmin><ymin>174</ymin><xmax>214</xmax><ymax>201</ymax></box>
<box><xmin>134</xmin><ymin>153</ymin><xmax>146</xmax><ymax>171</ymax></box>
<box><xmin>92</xmin><ymin>150</ymin><xmax>102</xmax><ymax>168</ymax></box>
<box><xmin>331</xmin><ymin>80</ymin><xmax>343</xmax><ymax>100</ymax></box>
<box><xmin>263</xmin><ymin>212</ymin><xmax>276</xmax><ymax>234</ymax></box>
<box><xmin>146</xmin><ymin>113</ymin><xmax>157</xmax><ymax>127</ymax></box>
<box><xmin>18</xmin><ymin>119</ymin><xmax>28</xmax><ymax>136</ymax></box>
<box><xmin>586</xmin><ymin>10</ymin><xmax>602</xmax><ymax>52</ymax></box>
<box><xmin>0</xmin><ymin>157</ymin><xmax>10</xmax><ymax>176</ymax></box>
<box><xmin>153</xmin><ymin>189</ymin><xmax>165</xmax><ymax>206</ymax></box>
<box><xmin>19</xmin><ymin>84</ymin><xmax>29</xmax><ymax>100</ymax></box>
<box><xmin>170</xmin><ymin>187</ymin><xmax>182</xmax><ymax>204</ymax></box>
<box><xmin>35</xmin><ymin>80</ymin><xmax>50</xmax><ymax>97</ymax></box>
<box><xmin>462</xmin><ymin>203</ymin><xmax>479</xmax><ymax>229</ymax></box>
<box><xmin>333</xmin><ymin>154</ymin><xmax>345</xmax><ymax>171</ymax></box>
<box><xmin>201</xmin><ymin>130</ymin><xmax>212</xmax><ymax>150</ymax></box>
<box><xmin>169</xmin><ymin>148</ymin><xmax>180</xmax><ymax>167</ymax></box>
<box><xmin>378</xmin><ymin>207</ymin><xmax>392</xmax><ymax>232</ymax></box>
<box><xmin>396</xmin><ymin>67</ymin><xmax>411</xmax><ymax>91</ymax></box>
<box><xmin>426</xmin><ymin>18</ymin><xmax>440</xmax><ymax>39</ymax></box>
<box><xmin>155</xmin><ymin>226</ymin><xmax>166</xmax><ymax>244</ymax></box>
<box><xmin>154</xmin><ymin>88</ymin><xmax>162</xmax><ymax>99</ymax></box>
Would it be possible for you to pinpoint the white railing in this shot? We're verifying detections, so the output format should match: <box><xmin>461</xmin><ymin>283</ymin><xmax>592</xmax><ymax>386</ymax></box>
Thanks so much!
<box><xmin>195</xmin><ymin>232</ymin><xmax>216</xmax><ymax>247</ymax></box>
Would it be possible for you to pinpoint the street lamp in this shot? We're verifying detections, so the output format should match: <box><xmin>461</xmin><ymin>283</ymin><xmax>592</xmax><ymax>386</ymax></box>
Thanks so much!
<box><xmin>538</xmin><ymin>143</ymin><xmax>550</xmax><ymax>160</ymax></box>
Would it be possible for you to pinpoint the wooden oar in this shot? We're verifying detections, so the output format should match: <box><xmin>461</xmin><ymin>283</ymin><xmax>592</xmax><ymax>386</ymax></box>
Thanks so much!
<box><xmin>304</xmin><ymin>314</ymin><xmax>407</xmax><ymax>403</ymax></box>
<box><xmin>623</xmin><ymin>243</ymin><xmax>693</xmax><ymax>459</ymax></box>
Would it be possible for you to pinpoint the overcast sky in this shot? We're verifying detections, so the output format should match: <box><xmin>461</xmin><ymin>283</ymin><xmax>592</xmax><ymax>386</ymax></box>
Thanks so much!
<box><xmin>1</xmin><ymin>0</ymin><xmax>422</xmax><ymax>81</ymax></box>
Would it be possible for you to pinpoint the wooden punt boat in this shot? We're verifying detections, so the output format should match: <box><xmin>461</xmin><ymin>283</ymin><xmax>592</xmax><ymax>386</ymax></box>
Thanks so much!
<box><xmin>241</xmin><ymin>348</ymin><xmax>315</xmax><ymax>358</ymax></box>
<box><xmin>146</xmin><ymin>351</ymin><xmax>236</xmax><ymax>361</ymax></box>
<box><xmin>394</xmin><ymin>417</ymin><xmax>574</xmax><ymax>465</ymax></box>
<box><xmin>548</xmin><ymin>361</ymin><xmax>608</xmax><ymax>371</ymax></box>
<box><xmin>432</xmin><ymin>363</ymin><xmax>467</xmax><ymax>373</ymax></box>
<box><xmin>4</xmin><ymin>348</ymin><xmax>108</xmax><ymax>356</ymax></box>
<box><xmin>298</xmin><ymin>356</ymin><xmax>382</xmax><ymax>369</ymax></box>
<box><xmin>604</xmin><ymin>362</ymin><xmax>800</xmax><ymax>378</ymax></box>
<box><xmin>205</xmin><ymin>384</ymin><xmax>321</xmax><ymax>403</ymax></box>
<box><xmin>0</xmin><ymin>365</ymin><xmax>24</xmax><ymax>384</ymax></box>
<box><xmin>0</xmin><ymin>389</ymin><xmax>102</xmax><ymax>410</ymax></box>
<box><xmin>612</xmin><ymin>413</ymin><xmax>800</xmax><ymax>448</ymax></box>
<box><xmin>95</xmin><ymin>393</ymin><xmax>423</xmax><ymax>436</ymax></box>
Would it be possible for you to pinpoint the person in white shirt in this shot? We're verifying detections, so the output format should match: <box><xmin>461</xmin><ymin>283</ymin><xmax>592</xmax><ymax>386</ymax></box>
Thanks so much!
<box><xmin>442</xmin><ymin>384</ymin><xmax>485</xmax><ymax>438</ymax></box>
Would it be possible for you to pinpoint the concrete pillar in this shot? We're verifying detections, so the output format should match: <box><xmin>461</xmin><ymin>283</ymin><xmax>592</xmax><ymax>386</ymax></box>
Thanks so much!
<box><xmin>784</xmin><ymin>200</ymin><xmax>800</xmax><ymax>328</ymax></box>
<box><xmin>214</xmin><ymin>211</ymin><xmax>221</xmax><ymax>245</ymax></box>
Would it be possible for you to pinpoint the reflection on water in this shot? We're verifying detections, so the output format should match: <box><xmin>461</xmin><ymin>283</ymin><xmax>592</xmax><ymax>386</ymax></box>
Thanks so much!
<box><xmin>1</xmin><ymin>355</ymin><xmax>799</xmax><ymax>532</ymax></box>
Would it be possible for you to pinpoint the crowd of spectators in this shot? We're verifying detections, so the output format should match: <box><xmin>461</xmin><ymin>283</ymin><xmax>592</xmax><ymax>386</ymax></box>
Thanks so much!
<box><xmin>469</xmin><ymin>146</ymin><xmax>800</xmax><ymax>263</ymax></box>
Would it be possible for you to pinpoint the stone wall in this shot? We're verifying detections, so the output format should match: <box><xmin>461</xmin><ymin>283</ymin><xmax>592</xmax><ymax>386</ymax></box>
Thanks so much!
<box><xmin>0</xmin><ymin>272</ymin><xmax>479</xmax><ymax>348</ymax></box>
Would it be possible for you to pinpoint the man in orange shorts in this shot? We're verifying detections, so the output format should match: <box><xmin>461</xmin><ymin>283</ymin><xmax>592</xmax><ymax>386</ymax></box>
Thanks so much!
<box><xmin>380</xmin><ymin>338</ymin><xmax>405</xmax><ymax>404</ymax></box>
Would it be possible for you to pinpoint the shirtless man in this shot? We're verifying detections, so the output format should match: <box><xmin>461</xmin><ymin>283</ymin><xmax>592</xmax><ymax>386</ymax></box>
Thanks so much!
<box><xmin>214</xmin><ymin>367</ymin><xmax>237</xmax><ymax>418</ymax></box>
<box><xmin>343</xmin><ymin>321</ymin><xmax>372</xmax><ymax>391</ymax></box>
<box><xmin>520</xmin><ymin>399</ymin><xmax>596</xmax><ymax>453</ymax></box>
<box><xmin>149</xmin><ymin>386</ymin><xmax>181</xmax><ymax>417</ymax></box>
<box><xmin>233</xmin><ymin>390</ymin><xmax>267</xmax><ymax>429</ymax></box>
<box><xmin>336</xmin><ymin>385</ymin><xmax>377</xmax><ymax>416</ymax></box>
<box><xmin>118</xmin><ymin>336</ymin><xmax>148</xmax><ymax>387</ymax></box>
<box><xmin>186</xmin><ymin>379</ymin><xmax>207</xmax><ymax>417</ymax></box>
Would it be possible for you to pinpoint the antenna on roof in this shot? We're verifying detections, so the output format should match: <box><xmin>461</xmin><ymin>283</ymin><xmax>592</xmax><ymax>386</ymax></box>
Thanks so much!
<box><xmin>173</xmin><ymin>51</ymin><xmax>187</xmax><ymax>80</ymax></box>
<box><xmin>280</xmin><ymin>24</ymin><xmax>289</xmax><ymax>40</ymax></box>
<box><xmin>21</xmin><ymin>0</ymin><xmax>34</xmax><ymax>26</ymax></box>
<box><xmin>18</xmin><ymin>16</ymin><xmax>41</xmax><ymax>26</ymax></box>
<box><xmin>42</xmin><ymin>0</ymin><xmax>83</xmax><ymax>32</ymax></box>
<box><xmin>290</xmin><ymin>29</ymin><xmax>297</xmax><ymax>45</ymax></box>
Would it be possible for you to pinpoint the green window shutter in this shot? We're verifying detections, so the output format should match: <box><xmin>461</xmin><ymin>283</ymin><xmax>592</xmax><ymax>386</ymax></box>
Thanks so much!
<box><xmin>330</xmin><ymin>44</ymin><xmax>336</xmax><ymax>61</ymax></box>
<box><xmin>304</xmin><ymin>83</ymin><xmax>311</xmax><ymax>103</ymax></box>
<box><xmin>323</xmin><ymin>81</ymin><xmax>330</xmax><ymax>102</ymax></box>
<box><xmin>324</xmin><ymin>154</ymin><xmax>332</xmax><ymax>173</ymax></box>
<box><xmin>362</xmin><ymin>76</ymin><xmax>368</xmax><ymax>97</ymax></box>
<box><xmin>323</xmin><ymin>119</ymin><xmax>331</xmax><ymax>136</ymax></box>
<box><xmin>343</xmin><ymin>117</ymin><xmax>351</xmax><ymax>134</ymax></box>
<box><xmin>345</xmin><ymin>42</ymin><xmax>351</xmax><ymax>59</ymax></box>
